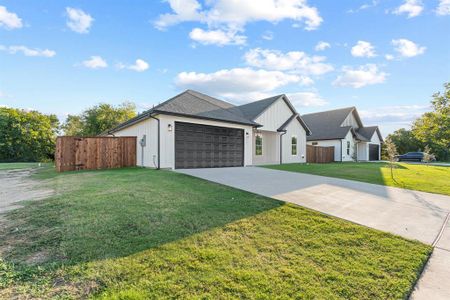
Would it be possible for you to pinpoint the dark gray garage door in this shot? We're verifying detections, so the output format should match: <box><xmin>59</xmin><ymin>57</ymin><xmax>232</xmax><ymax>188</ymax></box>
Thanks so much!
<box><xmin>175</xmin><ymin>122</ymin><xmax>244</xmax><ymax>169</ymax></box>
<box><xmin>369</xmin><ymin>144</ymin><xmax>380</xmax><ymax>161</ymax></box>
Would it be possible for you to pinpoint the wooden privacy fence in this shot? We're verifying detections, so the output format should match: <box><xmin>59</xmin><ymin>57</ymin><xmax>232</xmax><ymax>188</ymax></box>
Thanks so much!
<box><xmin>55</xmin><ymin>136</ymin><xmax>136</xmax><ymax>172</ymax></box>
<box><xmin>306</xmin><ymin>145</ymin><xmax>334</xmax><ymax>163</ymax></box>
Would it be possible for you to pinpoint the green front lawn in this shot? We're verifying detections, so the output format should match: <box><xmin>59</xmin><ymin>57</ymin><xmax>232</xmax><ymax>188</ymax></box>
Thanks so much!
<box><xmin>266</xmin><ymin>162</ymin><xmax>450</xmax><ymax>196</ymax></box>
<box><xmin>0</xmin><ymin>167</ymin><xmax>430</xmax><ymax>299</ymax></box>
<box><xmin>0</xmin><ymin>162</ymin><xmax>48</xmax><ymax>170</ymax></box>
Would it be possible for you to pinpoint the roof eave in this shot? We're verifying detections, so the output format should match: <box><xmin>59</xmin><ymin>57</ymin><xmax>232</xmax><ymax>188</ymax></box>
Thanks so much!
<box><xmin>106</xmin><ymin>110</ymin><xmax>153</xmax><ymax>134</ymax></box>
<box><xmin>153</xmin><ymin>110</ymin><xmax>261</xmax><ymax>127</ymax></box>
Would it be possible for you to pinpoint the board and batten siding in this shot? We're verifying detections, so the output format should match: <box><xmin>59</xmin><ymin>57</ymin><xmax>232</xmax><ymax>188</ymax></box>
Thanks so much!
<box><xmin>158</xmin><ymin>114</ymin><xmax>254</xmax><ymax>169</ymax></box>
<box><xmin>370</xmin><ymin>131</ymin><xmax>381</xmax><ymax>144</ymax></box>
<box><xmin>113</xmin><ymin>118</ymin><xmax>158</xmax><ymax>168</ymax></box>
<box><xmin>254</xmin><ymin>98</ymin><xmax>293</xmax><ymax>132</ymax></box>
<box><xmin>282</xmin><ymin>118</ymin><xmax>307</xmax><ymax>163</ymax></box>
<box><xmin>357</xmin><ymin>142</ymin><xmax>369</xmax><ymax>161</ymax></box>
<box><xmin>252</xmin><ymin>131</ymin><xmax>279</xmax><ymax>165</ymax></box>
<box><xmin>341</xmin><ymin>111</ymin><xmax>360</xmax><ymax>129</ymax></box>
<box><xmin>341</xmin><ymin>130</ymin><xmax>356</xmax><ymax>161</ymax></box>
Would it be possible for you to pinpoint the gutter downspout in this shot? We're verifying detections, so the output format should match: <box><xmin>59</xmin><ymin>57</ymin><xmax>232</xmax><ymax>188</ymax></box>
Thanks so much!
<box><xmin>279</xmin><ymin>130</ymin><xmax>287</xmax><ymax>164</ymax></box>
<box><xmin>340</xmin><ymin>139</ymin><xmax>343</xmax><ymax>162</ymax></box>
<box><xmin>149</xmin><ymin>115</ymin><xmax>160</xmax><ymax>170</ymax></box>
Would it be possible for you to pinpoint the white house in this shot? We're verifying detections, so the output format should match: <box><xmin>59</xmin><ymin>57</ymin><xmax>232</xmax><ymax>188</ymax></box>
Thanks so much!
<box><xmin>107</xmin><ymin>90</ymin><xmax>311</xmax><ymax>169</ymax></box>
<box><xmin>302</xmin><ymin>107</ymin><xmax>383</xmax><ymax>162</ymax></box>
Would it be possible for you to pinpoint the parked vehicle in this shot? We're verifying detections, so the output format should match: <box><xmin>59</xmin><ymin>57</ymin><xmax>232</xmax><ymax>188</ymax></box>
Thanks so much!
<box><xmin>395</xmin><ymin>152</ymin><xmax>435</xmax><ymax>162</ymax></box>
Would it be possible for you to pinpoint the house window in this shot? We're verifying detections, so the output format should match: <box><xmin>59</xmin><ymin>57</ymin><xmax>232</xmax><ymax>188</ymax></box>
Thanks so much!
<box><xmin>292</xmin><ymin>136</ymin><xmax>297</xmax><ymax>155</ymax></box>
<box><xmin>312</xmin><ymin>142</ymin><xmax>318</xmax><ymax>146</ymax></box>
<box><xmin>347</xmin><ymin>141</ymin><xmax>351</xmax><ymax>155</ymax></box>
<box><xmin>255</xmin><ymin>135</ymin><xmax>262</xmax><ymax>156</ymax></box>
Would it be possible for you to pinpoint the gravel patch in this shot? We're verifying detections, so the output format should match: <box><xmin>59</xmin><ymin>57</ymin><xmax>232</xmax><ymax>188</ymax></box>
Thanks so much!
<box><xmin>0</xmin><ymin>168</ymin><xmax>54</xmax><ymax>215</ymax></box>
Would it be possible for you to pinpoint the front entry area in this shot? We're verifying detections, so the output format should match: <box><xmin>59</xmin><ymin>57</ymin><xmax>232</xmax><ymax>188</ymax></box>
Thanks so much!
<box><xmin>174</xmin><ymin>122</ymin><xmax>244</xmax><ymax>169</ymax></box>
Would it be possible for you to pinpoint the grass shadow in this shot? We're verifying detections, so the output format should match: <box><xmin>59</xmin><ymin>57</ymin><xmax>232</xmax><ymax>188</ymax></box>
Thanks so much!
<box><xmin>0</xmin><ymin>167</ymin><xmax>283</xmax><ymax>278</ymax></box>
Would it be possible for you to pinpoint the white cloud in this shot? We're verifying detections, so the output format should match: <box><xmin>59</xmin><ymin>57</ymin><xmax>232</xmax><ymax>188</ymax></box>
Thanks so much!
<box><xmin>261</xmin><ymin>31</ymin><xmax>274</xmax><ymax>41</ymax></box>
<box><xmin>360</xmin><ymin>104</ymin><xmax>430</xmax><ymax>134</ymax></box>
<box><xmin>244</xmin><ymin>48</ymin><xmax>333</xmax><ymax>75</ymax></box>
<box><xmin>0</xmin><ymin>6</ymin><xmax>22</xmax><ymax>29</ymax></box>
<box><xmin>175</xmin><ymin>68</ymin><xmax>311</xmax><ymax>101</ymax></box>
<box><xmin>347</xmin><ymin>0</ymin><xmax>379</xmax><ymax>13</ymax></box>
<box><xmin>385</xmin><ymin>54</ymin><xmax>395</xmax><ymax>61</ymax></box>
<box><xmin>117</xmin><ymin>59</ymin><xmax>149</xmax><ymax>72</ymax></box>
<box><xmin>436</xmin><ymin>0</ymin><xmax>450</xmax><ymax>15</ymax></box>
<box><xmin>392</xmin><ymin>39</ymin><xmax>426</xmax><ymax>57</ymax></box>
<box><xmin>287</xmin><ymin>92</ymin><xmax>328</xmax><ymax>107</ymax></box>
<box><xmin>333</xmin><ymin>64</ymin><xmax>387</xmax><ymax>88</ymax></box>
<box><xmin>128</xmin><ymin>59</ymin><xmax>149</xmax><ymax>72</ymax></box>
<box><xmin>189</xmin><ymin>28</ymin><xmax>246</xmax><ymax>46</ymax></box>
<box><xmin>359</xmin><ymin>105</ymin><xmax>429</xmax><ymax>124</ymax></box>
<box><xmin>351</xmin><ymin>41</ymin><xmax>376</xmax><ymax>57</ymax></box>
<box><xmin>82</xmin><ymin>56</ymin><xmax>107</xmax><ymax>69</ymax></box>
<box><xmin>155</xmin><ymin>0</ymin><xmax>323</xmax><ymax>31</ymax></box>
<box><xmin>393</xmin><ymin>0</ymin><xmax>424</xmax><ymax>18</ymax></box>
<box><xmin>0</xmin><ymin>45</ymin><xmax>56</xmax><ymax>57</ymax></box>
<box><xmin>66</xmin><ymin>7</ymin><xmax>93</xmax><ymax>34</ymax></box>
<box><xmin>315</xmin><ymin>41</ymin><xmax>330</xmax><ymax>51</ymax></box>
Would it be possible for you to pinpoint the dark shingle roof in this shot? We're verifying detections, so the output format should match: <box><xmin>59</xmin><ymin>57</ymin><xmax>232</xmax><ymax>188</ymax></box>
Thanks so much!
<box><xmin>108</xmin><ymin>90</ymin><xmax>313</xmax><ymax>135</ymax></box>
<box><xmin>357</xmin><ymin>126</ymin><xmax>383</xmax><ymax>142</ymax></box>
<box><xmin>302</xmin><ymin>107</ymin><xmax>382</xmax><ymax>142</ymax></box>
<box><xmin>236</xmin><ymin>95</ymin><xmax>283</xmax><ymax>120</ymax></box>
<box><xmin>151</xmin><ymin>90</ymin><xmax>258</xmax><ymax>126</ymax></box>
<box><xmin>302</xmin><ymin>107</ymin><xmax>356</xmax><ymax>141</ymax></box>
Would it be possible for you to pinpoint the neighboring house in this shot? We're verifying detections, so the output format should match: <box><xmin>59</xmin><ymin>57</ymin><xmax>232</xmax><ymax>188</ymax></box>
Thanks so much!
<box><xmin>107</xmin><ymin>90</ymin><xmax>311</xmax><ymax>169</ymax></box>
<box><xmin>302</xmin><ymin>107</ymin><xmax>383</xmax><ymax>162</ymax></box>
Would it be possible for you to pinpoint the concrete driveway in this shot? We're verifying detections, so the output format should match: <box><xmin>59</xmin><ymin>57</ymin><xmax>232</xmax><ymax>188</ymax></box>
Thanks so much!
<box><xmin>177</xmin><ymin>166</ymin><xmax>450</xmax><ymax>299</ymax></box>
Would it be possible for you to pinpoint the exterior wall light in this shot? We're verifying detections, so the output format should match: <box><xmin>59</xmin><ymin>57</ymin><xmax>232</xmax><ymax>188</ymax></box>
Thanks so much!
<box><xmin>168</xmin><ymin>124</ymin><xmax>173</xmax><ymax>132</ymax></box>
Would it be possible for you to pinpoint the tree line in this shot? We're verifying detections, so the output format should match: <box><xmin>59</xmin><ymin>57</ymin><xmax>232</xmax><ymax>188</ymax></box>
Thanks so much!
<box><xmin>0</xmin><ymin>102</ymin><xmax>136</xmax><ymax>162</ymax></box>
<box><xmin>0</xmin><ymin>83</ymin><xmax>448</xmax><ymax>162</ymax></box>
<box><xmin>382</xmin><ymin>82</ymin><xmax>449</xmax><ymax>161</ymax></box>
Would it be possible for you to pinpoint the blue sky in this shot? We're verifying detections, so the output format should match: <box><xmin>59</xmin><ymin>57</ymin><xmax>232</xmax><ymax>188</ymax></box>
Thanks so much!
<box><xmin>1</xmin><ymin>0</ymin><xmax>449</xmax><ymax>135</ymax></box>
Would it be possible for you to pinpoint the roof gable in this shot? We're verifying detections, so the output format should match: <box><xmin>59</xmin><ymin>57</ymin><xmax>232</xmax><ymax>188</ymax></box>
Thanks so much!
<box><xmin>236</xmin><ymin>95</ymin><xmax>283</xmax><ymax>120</ymax></box>
<box><xmin>302</xmin><ymin>107</ymin><xmax>361</xmax><ymax>140</ymax></box>
<box><xmin>107</xmin><ymin>90</ymin><xmax>312</xmax><ymax>134</ymax></box>
<box><xmin>357</xmin><ymin>126</ymin><xmax>383</xmax><ymax>142</ymax></box>
<box><xmin>237</xmin><ymin>94</ymin><xmax>311</xmax><ymax>135</ymax></box>
<box><xmin>151</xmin><ymin>90</ymin><xmax>259</xmax><ymax>126</ymax></box>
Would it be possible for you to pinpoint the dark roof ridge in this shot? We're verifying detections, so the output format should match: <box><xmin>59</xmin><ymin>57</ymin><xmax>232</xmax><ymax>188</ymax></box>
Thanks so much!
<box><xmin>184</xmin><ymin>89</ymin><xmax>236</xmax><ymax>109</ymax></box>
<box><xmin>302</xmin><ymin>106</ymin><xmax>355</xmax><ymax>117</ymax></box>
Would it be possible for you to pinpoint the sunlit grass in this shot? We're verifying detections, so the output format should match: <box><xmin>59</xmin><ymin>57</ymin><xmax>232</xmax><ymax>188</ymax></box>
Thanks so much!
<box><xmin>0</xmin><ymin>167</ymin><xmax>431</xmax><ymax>299</ymax></box>
<box><xmin>266</xmin><ymin>162</ymin><xmax>450</xmax><ymax>196</ymax></box>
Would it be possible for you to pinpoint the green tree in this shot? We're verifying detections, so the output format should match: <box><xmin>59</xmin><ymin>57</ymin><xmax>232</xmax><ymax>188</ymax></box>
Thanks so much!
<box><xmin>0</xmin><ymin>107</ymin><xmax>59</xmax><ymax>162</ymax></box>
<box><xmin>61</xmin><ymin>115</ymin><xmax>83</xmax><ymax>136</ymax></box>
<box><xmin>412</xmin><ymin>83</ymin><xmax>450</xmax><ymax>161</ymax></box>
<box><xmin>384</xmin><ymin>137</ymin><xmax>398</xmax><ymax>183</ymax></box>
<box><xmin>62</xmin><ymin>102</ymin><xmax>136</xmax><ymax>136</ymax></box>
<box><xmin>385</xmin><ymin>128</ymin><xmax>423</xmax><ymax>155</ymax></box>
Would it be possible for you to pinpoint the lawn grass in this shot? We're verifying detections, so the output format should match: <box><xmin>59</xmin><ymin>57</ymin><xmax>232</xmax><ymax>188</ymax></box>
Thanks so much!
<box><xmin>0</xmin><ymin>167</ymin><xmax>431</xmax><ymax>299</ymax></box>
<box><xmin>265</xmin><ymin>162</ymin><xmax>450</xmax><ymax>196</ymax></box>
<box><xmin>0</xmin><ymin>162</ymin><xmax>51</xmax><ymax>170</ymax></box>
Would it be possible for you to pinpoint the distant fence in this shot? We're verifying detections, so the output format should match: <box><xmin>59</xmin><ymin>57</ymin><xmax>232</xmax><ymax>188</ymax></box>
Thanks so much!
<box><xmin>306</xmin><ymin>145</ymin><xmax>334</xmax><ymax>163</ymax></box>
<box><xmin>55</xmin><ymin>136</ymin><xmax>136</xmax><ymax>172</ymax></box>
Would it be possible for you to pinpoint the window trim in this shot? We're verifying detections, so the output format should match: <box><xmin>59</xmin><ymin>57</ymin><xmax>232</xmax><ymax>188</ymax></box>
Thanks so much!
<box><xmin>291</xmin><ymin>135</ymin><xmax>298</xmax><ymax>156</ymax></box>
<box><xmin>347</xmin><ymin>141</ymin><xmax>351</xmax><ymax>156</ymax></box>
<box><xmin>255</xmin><ymin>135</ymin><xmax>263</xmax><ymax>156</ymax></box>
